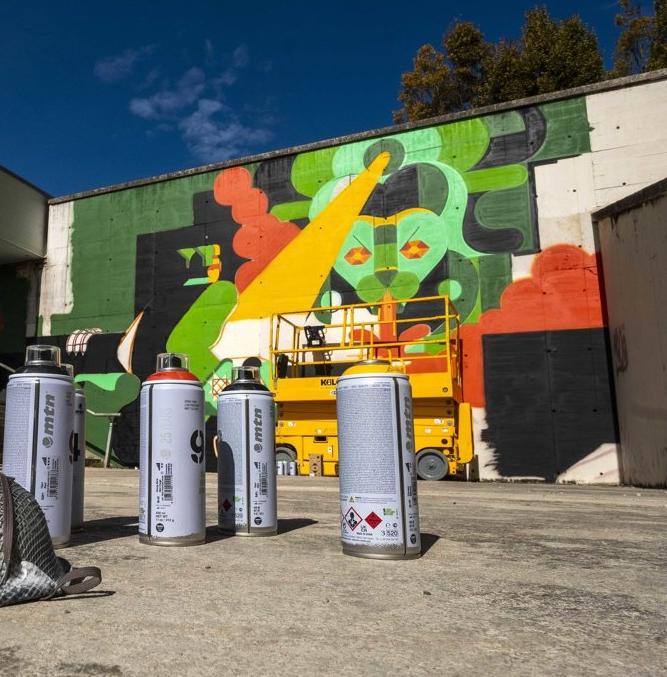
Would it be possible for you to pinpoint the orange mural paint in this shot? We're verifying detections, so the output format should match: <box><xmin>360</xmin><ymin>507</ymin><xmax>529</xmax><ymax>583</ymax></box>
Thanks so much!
<box><xmin>461</xmin><ymin>245</ymin><xmax>605</xmax><ymax>407</ymax></box>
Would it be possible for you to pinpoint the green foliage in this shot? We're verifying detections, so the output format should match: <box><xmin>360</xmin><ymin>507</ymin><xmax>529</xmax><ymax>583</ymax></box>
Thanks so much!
<box><xmin>610</xmin><ymin>1</ymin><xmax>656</xmax><ymax>76</ymax></box>
<box><xmin>648</xmin><ymin>0</ymin><xmax>667</xmax><ymax>69</ymax></box>
<box><xmin>395</xmin><ymin>7</ymin><xmax>604</xmax><ymax>122</ymax></box>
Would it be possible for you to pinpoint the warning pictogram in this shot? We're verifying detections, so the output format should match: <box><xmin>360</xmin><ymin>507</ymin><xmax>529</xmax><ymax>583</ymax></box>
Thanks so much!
<box><xmin>222</xmin><ymin>499</ymin><xmax>232</xmax><ymax>511</ymax></box>
<box><xmin>344</xmin><ymin>507</ymin><xmax>362</xmax><ymax>531</ymax></box>
<box><xmin>365</xmin><ymin>511</ymin><xmax>382</xmax><ymax>529</ymax></box>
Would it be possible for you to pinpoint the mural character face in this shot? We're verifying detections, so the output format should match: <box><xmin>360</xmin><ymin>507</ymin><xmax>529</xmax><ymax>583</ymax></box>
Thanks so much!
<box><xmin>336</xmin><ymin>209</ymin><xmax>446</xmax><ymax>303</ymax></box>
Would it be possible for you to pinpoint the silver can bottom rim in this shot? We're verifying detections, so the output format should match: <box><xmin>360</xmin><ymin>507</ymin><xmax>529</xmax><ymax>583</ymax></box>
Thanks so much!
<box><xmin>139</xmin><ymin>534</ymin><xmax>206</xmax><ymax>547</ymax></box>
<box><xmin>52</xmin><ymin>540</ymin><xmax>71</xmax><ymax>550</ymax></box>
<box><xmin>342</xmin><ymin>547</ymin><xmax>422</xmax><ymax>560</ymax></box>
<box><xmin>218</xmin><ymin>526</ymin><xmax>278</xmax><ymax>537</ymax></box>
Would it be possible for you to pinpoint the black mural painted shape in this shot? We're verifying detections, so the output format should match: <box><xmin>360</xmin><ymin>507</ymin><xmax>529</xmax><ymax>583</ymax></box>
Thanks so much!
<box><xmin>132</xmin><ymin>191</ymin><xmax>244</xmax><ymax>381</ymax></box>
<box><xmin>253</xmin><ymin>155</ymin><xmax>310</xmax><ymax>211</ymax></box>
<box><xmin>473</xmin><ymin>107</ymin><xmax>547</xmax><ymax>169</ymax></box>
<box><xmin>482</xmin><ymin>328</ymin><xmax>618</xmax><ymax>481</ymax></box>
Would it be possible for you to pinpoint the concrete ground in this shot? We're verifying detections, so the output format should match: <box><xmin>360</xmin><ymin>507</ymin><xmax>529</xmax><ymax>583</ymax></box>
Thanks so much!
<box><xmin>1</xmin><ymin>470</ymin><xmax>666</xmax><ymax>676</ymax></box>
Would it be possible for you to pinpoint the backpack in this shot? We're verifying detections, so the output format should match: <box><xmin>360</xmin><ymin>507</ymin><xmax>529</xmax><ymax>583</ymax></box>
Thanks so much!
<box><xmin>0</xmin><ymin>471</ymin><xmax>101</xmax><ymax>607</ymax></box>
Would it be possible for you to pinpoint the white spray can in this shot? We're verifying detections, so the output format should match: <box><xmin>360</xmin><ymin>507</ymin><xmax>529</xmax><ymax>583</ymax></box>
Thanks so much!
<box><xmin>218</xmin><ymin>366</ymin><xmax>277</xmax><ymax>536</ymax></box>
<box><xmin>139</xmin><ymin>353</ymin><xmax>205</xmax><ymax>546</ymax></box>
<box><xmin>336</xmin><ymin>360</ymin><xmax>421</xmax><ymax>560</ymax></box>
<box><xmin>2</xmin><ymin>345</ymin><xmax>74</xmax><ymax>548</ymax></box>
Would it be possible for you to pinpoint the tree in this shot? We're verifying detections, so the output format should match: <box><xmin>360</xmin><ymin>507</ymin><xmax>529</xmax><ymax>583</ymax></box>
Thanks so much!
<box><xmin>395</xmin><ymin>7</ymin><xmax>604</xmax><ymax>122</ymax></box>
<box><xmin>395</xmin><ymin>23</ymin><xmax>490</xmax><ymax>122</ymax></box>
<box><xmin>610</xmin><ymin>1</ymin><xmax>656</xmax><ymax>76</ymax></box>
<box><xmin>647</xmin><ymin>0</ymin><xmax>667</xmax><ymax>70</ymax></box>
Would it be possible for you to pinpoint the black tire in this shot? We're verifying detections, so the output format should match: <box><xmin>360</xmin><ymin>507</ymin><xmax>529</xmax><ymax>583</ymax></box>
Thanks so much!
<box><xmin>416</xmin><ymin>448</ymin><xmax>449</xmax><ymax>481</ymax></box>
<box><xmin>275</xmin><ymin>445</ymin><xmax>297</xmax><ymax>464</ymax></box>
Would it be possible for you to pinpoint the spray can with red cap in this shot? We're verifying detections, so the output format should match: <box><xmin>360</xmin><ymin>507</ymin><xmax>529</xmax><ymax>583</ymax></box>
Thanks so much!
<box><xmin>138</xmin><ymin>352</ymin><xmax>205</xmax><ymax>546</ymax></box>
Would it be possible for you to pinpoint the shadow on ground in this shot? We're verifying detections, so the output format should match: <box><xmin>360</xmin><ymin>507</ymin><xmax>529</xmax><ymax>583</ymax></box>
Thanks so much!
<box><xmin>70</xmin><ymin>516</ymin><xmax>138</xmax><ymax>545</ymax></box>
<box><xmin>278</xmin><ymin>518</ymin><xmax>318</xmax><ymax>534</ymax></box>
<box><xmin>421</xmin><ymin>532</ymin><xmax>440</xmax><ymax>555</ymax></box>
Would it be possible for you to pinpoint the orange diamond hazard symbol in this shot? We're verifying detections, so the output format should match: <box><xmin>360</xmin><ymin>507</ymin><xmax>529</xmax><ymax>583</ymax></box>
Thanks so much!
<box><xmin>365</xmin><ymin>511</ymin><xmax>382</xmax><ymax>529</ymax></box>
<box><xmin>344</xmin><ymin>507</ymin><xmax>362</xmax><ymax>531</ymax></box>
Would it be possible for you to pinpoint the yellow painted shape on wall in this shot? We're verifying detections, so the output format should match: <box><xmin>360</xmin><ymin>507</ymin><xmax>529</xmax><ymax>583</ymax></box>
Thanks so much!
<box><xmin>229</xmin><ymin>152</ymin><xmax>391</xmax><ymax>320</ymax></box>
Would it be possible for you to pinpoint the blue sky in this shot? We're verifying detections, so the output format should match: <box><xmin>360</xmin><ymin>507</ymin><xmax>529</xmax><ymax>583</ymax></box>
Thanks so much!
<box><xmin>0</xmin><ymin>0</ymin><xmax>647</xmax><ymax>197</ymax></box>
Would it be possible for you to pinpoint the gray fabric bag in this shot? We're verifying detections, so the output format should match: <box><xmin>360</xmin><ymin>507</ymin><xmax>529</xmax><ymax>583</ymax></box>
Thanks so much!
<box><xmin>0</xmin><ymin>471</ymin><xmax>101</xmax><ymax>607</ymax></box>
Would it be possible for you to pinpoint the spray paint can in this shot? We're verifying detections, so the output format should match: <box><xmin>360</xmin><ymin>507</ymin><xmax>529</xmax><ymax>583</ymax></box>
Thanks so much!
<box><xmin>218</xmin><ymin>366</ymin><xmax>277</xmax><ymax>536</ymax></box>
<box><xmin>276</xmin><ymin>461</ymin><xmax>285</xmax><ymax>476</ymax></box>
<box><xmin>2</xmin><ymin>345</ymin><xmax>74</xmax><ymax>548</ymax></box>
<box><xmin>139</xmin><ymin>353</ymin><xmax>205</xmax><ymax>546</ymax></box>
<box><xmin>71</xmin><ymin>382</ymin><xmax>86</xmax><ymax>532</ymax></box>
<box><xmin>288</xmin><ymin>461</ymin><xmax>297</xmax><ymax>476</ymax></box>
<box><xmin>336</xmin><ymin>360</ymin><xmax>421</xmax><ymax>560</ymax></box>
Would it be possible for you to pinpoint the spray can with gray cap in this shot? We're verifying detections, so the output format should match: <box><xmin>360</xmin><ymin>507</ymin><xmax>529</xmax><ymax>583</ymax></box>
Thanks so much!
<box><xmin>2</xmin><ymin>345</ymin><xmax>74</xmax><ymax>548</ymax></box>
<box><xmin>217</xmin><ymin>366</ymin><xmax>277</xmax><ymax>536</ymax></box>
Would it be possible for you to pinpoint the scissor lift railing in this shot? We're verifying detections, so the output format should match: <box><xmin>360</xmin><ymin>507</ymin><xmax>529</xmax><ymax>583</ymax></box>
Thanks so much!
<box><xmin>269</xmin><ymin>295</ymin><xmax>462</xmax><ymax>391</ymax></box>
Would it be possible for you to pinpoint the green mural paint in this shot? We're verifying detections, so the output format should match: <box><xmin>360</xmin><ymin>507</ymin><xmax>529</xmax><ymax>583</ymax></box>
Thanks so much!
<box><xmin>464</xmin><ymin>164</ymin><xmax>528</xmax><ymax>194</ymax></box>
<box><xmin>531</xmin><ymin>99</ymin><xmax>591</xmax><ymax>161</ymax></box>
<box><xmin>47</xmin><ymin>171</ymin><xmax>219</xmax><ymax>336</ymax></box>
<box><xmin>475</xmin><ymin>184</ymin><xmax>534</xmax><ymax>251</ymax></box>
<box><xmin>166</xmin><ymin>280</ymin><xmax>237</xmax><ymax>382</ymax></box>
<box><xmin>483</xmin><ymin>111</ymin><xmax>525</xmax><ymax>137</ymax></box>
<box><xmin>479</xmin><ymin>254</ymin><xmax>513</xmax><ymax>312</ymax></box>
<box><xmin>438</xmin><ymin>252</ymin><xmax>480</xmax><ymax>324</ymax></box>
<box><xmin>74</xmin><ymin>373</ymin><xmax>141</xmax><ymax>463</ymax></box>
<box><xmin>270</xmin><ymin>200</ymin><xmax>312</xmax><ymax>222</ymax></box>
<box><xmin>438</xmin><ymin>118</ymin><xmax>490</xmax><ymax>171</ymax></box>
<box><xmin>291</xmin><ymin>147</ymin><xmax>338</xmax><ymax>197</ymax></box>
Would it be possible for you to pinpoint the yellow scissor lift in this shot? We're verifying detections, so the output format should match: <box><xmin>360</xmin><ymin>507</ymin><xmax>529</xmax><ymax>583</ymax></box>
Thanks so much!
<box><xmin>269</xmin><ymin>295</ymin><xmax>474</xmax><ymax>480</ymax></box>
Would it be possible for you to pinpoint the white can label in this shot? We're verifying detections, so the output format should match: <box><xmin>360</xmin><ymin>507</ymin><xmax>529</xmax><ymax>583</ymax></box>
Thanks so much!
<box><xmin>139</xmin><ymin>382</ymin><xmax>205</xmax><ymax>540</ymax></box>
<box><xmin>218</xmin><ymin>392</ymin><xmax>276</xmax><ymax>533</ymax></box>
<box><xmin>2</xmin><ymin>376</ymin><xmax>74</xmax><ymax>544</ymax></box>
<box><xmin>337</xmin><ymin>377</ymin><xmax>420</xmax><ymax>555</ymax></box>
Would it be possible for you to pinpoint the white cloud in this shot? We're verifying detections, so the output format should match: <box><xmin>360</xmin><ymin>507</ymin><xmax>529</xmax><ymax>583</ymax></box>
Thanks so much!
<box><xmin>232</xmin><ymin>44</ymin><xmax>249</xmax><ymax>68</ymax></box>
<box><xmin>179</xmin><ymin>98</ymin><xmax>271</xmax><ymax>162</ymax></box>
<box><xmin>129</xmin><ymin>67</ymin><xmax>205</xmax><ymax>120</ymax></box>
<box><xmin>109</xmin><ymin>43</ymin><xmax>269</xmax><ymax>162</ymax></box>
<box><xmin>94</xmin><ymin>46</ymin><xmax>153</xmax><ymax>82</ymax></box>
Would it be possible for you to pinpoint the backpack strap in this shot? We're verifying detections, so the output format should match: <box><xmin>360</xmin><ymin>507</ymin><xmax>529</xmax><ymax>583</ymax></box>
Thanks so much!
<box><xmin>0</xmin><ymin>472</ymin><xmax>14</xmax><ymax>587</ymax></box>
<box><xmin>46</xmin><ymin>566</ymin><xmax>102</xmax><ymax>599</ymax></box>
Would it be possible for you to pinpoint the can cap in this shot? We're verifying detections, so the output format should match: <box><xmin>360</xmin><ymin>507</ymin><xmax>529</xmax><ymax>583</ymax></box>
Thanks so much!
<box><xmin>343</xmin><ymin>359</ymin><xmax>406</xmax><ymax>376</ymax></box>
<box><xmin>232</xmin><ymin>365</ymin><xmax>260</xmax><ymax>382</ymax></box>
<box><xmin>145</xmin><ymin>352</ymin><xmax>200</xmax><ymax>383</ymax></box>
<box><xmin>156</xmin><ymin>352</ymin><xmax>189</xmax><ymax>372</ymax></box>
<box><xmin>26</xmin><ymin>345</ymin><xmax>61</xmax><ymax>366</ymax></box>
<box><xmin>221</xmin><ymin>364</ymin><xmax>270</xmax><ymax>393</ymax></box>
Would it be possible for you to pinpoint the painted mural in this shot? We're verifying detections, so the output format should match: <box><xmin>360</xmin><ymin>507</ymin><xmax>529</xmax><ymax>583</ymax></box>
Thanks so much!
<box><xmin>27</xmin><ymin>96</ymin><xmax>617</xmax><ymax>477</ymax></box>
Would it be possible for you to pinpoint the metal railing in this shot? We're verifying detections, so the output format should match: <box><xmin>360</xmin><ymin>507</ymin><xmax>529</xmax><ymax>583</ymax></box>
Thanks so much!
<box><xmin>269</xmin><ymin>295</ymin><xmax>462</xmax><ymax>386</ymax></box>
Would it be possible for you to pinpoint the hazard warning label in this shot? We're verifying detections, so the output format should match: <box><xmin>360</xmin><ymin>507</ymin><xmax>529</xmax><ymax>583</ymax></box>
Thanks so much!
<box><xmin>344</xmin><ymin>507</ymin><xmax>362</xmax><ymax>531</ymax></box>
<box><xmin>365</xmin><ymin>511</ymin><xmax>382</xmax><ymax>529</ymax></box>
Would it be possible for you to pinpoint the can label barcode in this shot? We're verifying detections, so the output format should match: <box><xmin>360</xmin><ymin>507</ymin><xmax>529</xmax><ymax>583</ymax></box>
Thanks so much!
<box><xmin>163</xmin><ymin>463</ymin><xmax>173</xmax><ymax>502</ymax></box>
<box><xmin>47</xmin><ymin>470</ymin><xmax>58</xmax><ymax>498</ymax></box>
<box><xmin>260</xmin><ymin>464</ymin><xmax>268</xmax><ymax>496</ymax></box>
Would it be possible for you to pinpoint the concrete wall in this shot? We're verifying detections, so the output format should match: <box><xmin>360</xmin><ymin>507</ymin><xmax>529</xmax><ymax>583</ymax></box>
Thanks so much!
<box><xmin>17</xmin><ymin>72</ymin><xmax>667</xmax><ymax>479</ymax></box>
<box><xmin>595</xmin><ymin>181</ymin><xmax>667</xmax><ymax>488</ymax></box>
<box><xmin>0</xmin><ymin>166</ymin><xmax>47</xmax><ymax>264</ymax></box>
